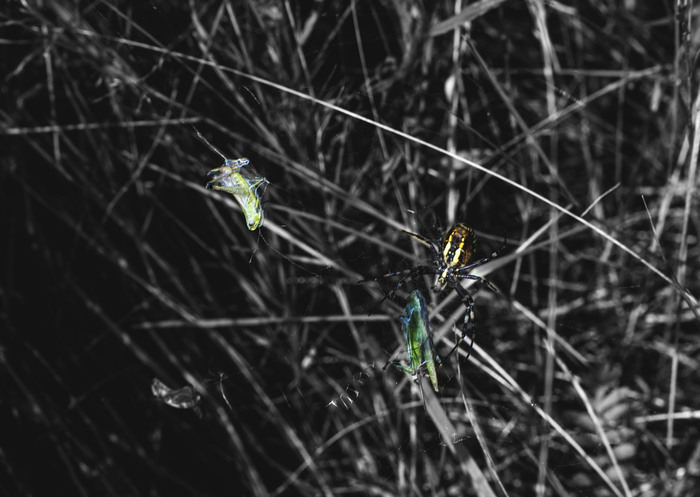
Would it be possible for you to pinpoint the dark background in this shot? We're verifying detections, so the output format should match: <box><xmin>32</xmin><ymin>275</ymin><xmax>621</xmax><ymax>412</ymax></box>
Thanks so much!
<box><xmin>2</xmin><ymin>1</ymin><xmax>699</xmax><ymax>496</ymax></box>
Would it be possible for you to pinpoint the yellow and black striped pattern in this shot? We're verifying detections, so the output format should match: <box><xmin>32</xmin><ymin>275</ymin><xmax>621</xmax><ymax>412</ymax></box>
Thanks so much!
<box><xmin>437</xmin><ymin>224</ymin><xmax>477</xmax><ymax>288</ymax></box>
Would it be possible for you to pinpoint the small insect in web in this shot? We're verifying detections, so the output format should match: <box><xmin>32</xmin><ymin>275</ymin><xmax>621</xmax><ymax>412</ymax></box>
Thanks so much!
<box><xmin>196</xmin><ymin>129</ymin><xmax>268</xmax><ymax>231</ymax></box>
<box><xmin>384</xmin><ymin>290</ymin><xmax>441</xmax><ymax>392</ymax></box>
<box><xmin>367</xmin><ymin>223</ymin><xmax>506</xmax><ymax>362</ymax></box>
<box><xmin>205</xmin><ymin>159</ymin><xmax>268</xmax><ymax>230</ymax></box>
<box><xmin>151</xmin><ymin>378</ymin><xmax>202</xmax><ymax>416</ymax></box>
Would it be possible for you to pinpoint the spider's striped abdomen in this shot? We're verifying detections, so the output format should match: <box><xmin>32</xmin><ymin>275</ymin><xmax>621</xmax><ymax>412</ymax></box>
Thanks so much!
<box><xmin>436</xmin><ymin>224</ymin><xmax>477</xmax><ymax>289</ymax></box>
<box><xmin>441</xmin><ymin>224</ymin><xmax>476</xmax><ymax>268</ymax></box>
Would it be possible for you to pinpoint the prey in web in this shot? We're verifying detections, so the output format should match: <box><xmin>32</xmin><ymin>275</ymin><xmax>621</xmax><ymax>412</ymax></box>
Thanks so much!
<box><xmin>384</xmin><ymin>289</ymin><xmax>442</xmax><ymax>392</ymax></box>
<box><xmin>197</xmin><ymin>129</ymin><xmax>268</xmax><ymax>231</ymax></box>
<box><xmin>367</xmin><ymin>223</ymin><xmax>506</xmax><ymax>362</ymax></box>
<box><xmin>205</xmin><ymin>158</ymin><xmax>268</xmax><ymax>230</ymax></box>
<box><xmin>151</xmin><ymin>378</ymin><xmax>202</xmax><ymax>416</ymax></box>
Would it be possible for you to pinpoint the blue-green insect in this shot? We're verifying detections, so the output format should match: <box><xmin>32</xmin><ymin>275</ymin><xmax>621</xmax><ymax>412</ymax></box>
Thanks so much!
<box><xmin>205</xmin><ymin>158</ymin><xmax>268</xmax><ymax>230</ymax></box>
<box><xmin>383</xmin><ymin>289</ymin><xmax>442</xmax><ymax>392</ymax></box>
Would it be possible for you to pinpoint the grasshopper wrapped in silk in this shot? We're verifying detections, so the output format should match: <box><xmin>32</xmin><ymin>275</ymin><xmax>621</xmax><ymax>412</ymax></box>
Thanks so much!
<box><xmin>205</xmin><ymin>158</ymin><xmax>268</xmax><ymax>230</ymax></box>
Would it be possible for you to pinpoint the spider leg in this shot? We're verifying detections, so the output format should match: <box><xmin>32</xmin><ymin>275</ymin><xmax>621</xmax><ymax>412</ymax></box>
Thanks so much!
<box><xmin>380</xmin><ymin>265</ymin><xmax>436</xmax><ymax>303</ymax></box>
<box><xmin>454</xmin><ymin>237</ymin><xmax>507</xmax><ymax>273</ymax></box>
<box><xmin>454</xmin><ymin>252</ymin><xmax>500</xmax><ymax>272</ymax></box>
<box><xmin>359</xmin><ymin>265</ymin><xmax>436</xmax><ymax>317</ymax></box>
<box><xmin>456</xmin><ymin>274</ymin><xmax>499</xmax><ymax>293</ymax></box>
<box><xmin>442</xmin><ymin>281</ymin><xmax>476</xmax><ymax>362</ymax></box>
<box><xmin>402</xmin><ymin>230</ymin><xmax>440</xmax><ymax>261</ymax></box>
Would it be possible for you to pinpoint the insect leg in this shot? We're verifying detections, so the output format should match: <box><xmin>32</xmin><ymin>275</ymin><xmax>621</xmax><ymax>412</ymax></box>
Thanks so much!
<box><xmin>382</xmin><ymin>360</ymin><xmax>417</xmax><ymax>376</ymax></box>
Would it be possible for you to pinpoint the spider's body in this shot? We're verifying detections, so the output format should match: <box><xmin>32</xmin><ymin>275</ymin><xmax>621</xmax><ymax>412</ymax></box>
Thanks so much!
<box><xmin>436</xmin><ymin>223</ymin><xmax>477</xmax><ymax>291</ymax></box>
<box><xmin>372</xmin><ymin>223</ymin><xmax>505</xmax><ymax>361</ymax></box>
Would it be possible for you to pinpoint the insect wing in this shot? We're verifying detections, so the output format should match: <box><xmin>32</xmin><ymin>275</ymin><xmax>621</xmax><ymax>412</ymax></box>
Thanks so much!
<box><xmin>399</xmin><ymin>291</ymin><xmax>427</xmax><ymax>370</ymax></box>
<box><xmin>206</xmin><ymin>165</ymin><xmax>251</xmax><ymax>195</ymax></box>
<box><xmin>225</xmin><ymin>157</ymin><xmax>250</xmax><ymax>169</ymax></box>
<box><xmin>422</xmin><ymin>332</ymin><xmax>441</xmax><ymax>393</ymax></box>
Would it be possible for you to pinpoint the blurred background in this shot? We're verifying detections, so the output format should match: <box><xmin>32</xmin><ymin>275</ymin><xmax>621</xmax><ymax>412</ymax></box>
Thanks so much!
<box><xmin>2</xmin><ymin>1</ymin><xmax>699</xmax><ymax>495</ymax></box>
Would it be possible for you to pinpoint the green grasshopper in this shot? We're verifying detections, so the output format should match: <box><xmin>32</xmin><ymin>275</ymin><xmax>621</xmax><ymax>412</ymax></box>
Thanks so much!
<box><xmin>384</xmin><ymin>289</ymin><xmax>442</xmax><ymax>392</ymax></box>
<box><xmin>205</xmin><ymin>158</ymin><xmax>268</xmax><ymax>230</ymax></box>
